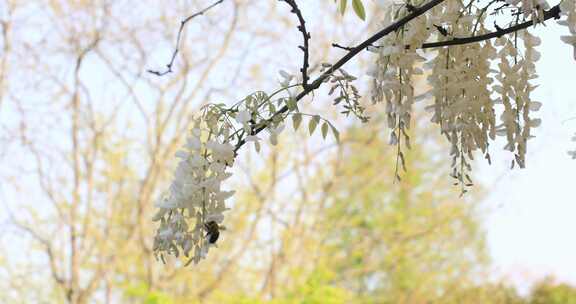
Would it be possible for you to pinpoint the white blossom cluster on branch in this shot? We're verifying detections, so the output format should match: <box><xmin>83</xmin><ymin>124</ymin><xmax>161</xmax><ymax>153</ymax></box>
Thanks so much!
<box><xmin>151</xmin><ymin>76</ymin><xmax>342</xmax><ymax>264</ymax></box>
<box><xmin>369</xmin><ymin>0</ymin><xmax>572</xmax><ymax>191</ymax></box>
<box><xmin>152</xmin><ymin>0</ymin><xmax>576</xmax><ymax>264</ymax></box>
<box><xmin>559</xmin><ymin>0</ymin><xmax>576</xmax><ymax>59</ymax></box>
<box><xmin>152</xmin><ymin>110</ymin><xmax>235</xmax><ymax>265</ymax></box>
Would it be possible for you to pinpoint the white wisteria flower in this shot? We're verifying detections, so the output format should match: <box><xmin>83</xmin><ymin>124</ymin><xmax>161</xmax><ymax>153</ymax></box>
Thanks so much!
<box><xmin>561</xmin><ymin>35</ymin><xmax>576</xmax><ymax>60</ymax></box>
<box><xmin>235</xmin><ymin>110</ymin><xmax>251</xmax><ymax>124</ymax></box>
<box><xmin>206</xmin><ymin>140</ymin><xmax>235</xmax><ymax>164</ymax></box>
<box><xmin>559</xmin><ymin>0</ymin><xmax>576</xmax><ymax>59</ymax></box>
<box><xmin>149</xmin><ymin>0</ymin><xmax>576</xmax><ymax>265</ymax></box>
<box><xmin>506</xmin><ymin>0</ymin><xmax>550</xmax><ymax>21</ymax></box>
<box><xmin>245</xmin><ymin>135</ymin><xmax>262</xmax><ymax>152</ymax></box>
<box><xmin>153</xmin><ymin>117</ymin><xmax>235</xmax><ymax>265</ymax></box>
<box><xmin>268</xmin><ymin>124</ymin><xmax>285</xmax><ymax>146</ymax></box>
<box><xmin>235</xmin><ymin>110</ymin><xmax>252</xmax><ymax>133</ymax></box>
<box><xmin>278</xmin><ymin>70</ymin><xmax>294</xmax><ymax>88</ymax></box>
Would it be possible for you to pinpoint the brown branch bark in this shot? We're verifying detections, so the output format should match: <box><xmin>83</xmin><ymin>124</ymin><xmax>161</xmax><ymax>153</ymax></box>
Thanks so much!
<box><xmin>420</xmin><ymin>4</ymin><xmax>561</xmax><ymax>49</ymax></box>
<box><xmin>280</xmin><ymin>0</ymin><xmax>311</xmax><ymax>89</ymax></box>
<box><xmin>332</xmin><ymin>4</ymin><xmax>561</xmax><ymax>51</ymax></box>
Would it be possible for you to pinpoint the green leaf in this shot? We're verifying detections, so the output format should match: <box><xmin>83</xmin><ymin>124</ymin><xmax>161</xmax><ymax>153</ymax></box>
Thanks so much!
<box><xmin>309</xmin><ymin>115</ymin><xmax>320</xmax><ymax>135</ymax></box>
<box><xmin>339</xmin><ymin>0</ymin><xmax>347</xmax><ymax>15</ymax></box>
<box><xmin>352</xmin><ymin>0</ymin><xmax>366</xmax><ymax>20</ymax></box>
<box><xmin>321</xmin><ymin>122</ymin><xmax>329</xmax><ymax>139</ymax></box>
<box><xmin>287</xmin><ymin>97</ymin><xmax>298</xmax><ymax>111</ymax></box>
<box><xmin>330</xmin><ymin>124</ymin><xmax>340</xmax><ymax>142</ymax></box>
<box><xmin>292</xmin><ymin>113</ymin><xmax>302</xmax><ymax>131</ymax></box>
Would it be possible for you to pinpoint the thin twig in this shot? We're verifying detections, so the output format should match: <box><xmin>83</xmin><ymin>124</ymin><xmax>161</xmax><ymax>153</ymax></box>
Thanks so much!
<box><xmin>279</xmin><ymin>0</ymin><xmax>311</xmax><ymax>89</ymax></box>
<box><xmin>332</xmin><ymin>43</ymin><xmax>354</xmax><ymax>51</ymax></box>
<box><xmin>147</xmin><ymin>0</ymin><xmax>225</xmax><ymax>76</ymax></box>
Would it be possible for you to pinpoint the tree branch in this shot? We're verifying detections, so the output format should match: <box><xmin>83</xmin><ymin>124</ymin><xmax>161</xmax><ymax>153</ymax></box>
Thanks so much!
<box><xmin>279</xmin><ymin>0</ymin><xmax>311</xmax><ymax>89</ymax></box>
<box><xmin>147</xmin><ymin>0</ymin><xmax>225</xmax><ymax>76</ymax></box>
<box><xmin>10</xmin><ymin>220</ymin><xmax>66</xmax><ymax>286</ymax></box>
<box><xmin>234</xmin><ymin>0</ymin><xmax>446</xmax><ymax>152</ymax></box>
<box><xmin>331</xmin><ymin>42</ymin><xmax>354</xmax><ymax>51</ymax></box>
<box><xmin>332</xmin><ymin>4</ymin><xmax>561</xmax><ymax>51</ymax></box>
<box><xmin>419</xmin><ymin>4</ymin><xmax>560</xmax><ymax>49</ymax></box>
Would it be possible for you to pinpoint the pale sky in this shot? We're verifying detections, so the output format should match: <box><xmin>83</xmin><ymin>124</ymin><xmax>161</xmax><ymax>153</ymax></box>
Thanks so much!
<box><xmin>476</xmin><ymin>20</ymin><xmax>576</xmax><ymax>290</ymax></box>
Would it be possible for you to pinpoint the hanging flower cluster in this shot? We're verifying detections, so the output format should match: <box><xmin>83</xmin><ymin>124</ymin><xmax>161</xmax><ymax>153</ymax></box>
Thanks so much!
<box><xmin>495</xmin><ymin>31</ymin><xmax>542</xmax><ymax>169</ymax></box>
<box><xmin>371</xmin><ymin>2</ymin><xmax>432</xmax><ymax>180</ymax></box>
<box><xmin>507</xmin><ymin>0</ymin><xmax>550</xmax><ymax>22</ymax></box>
<box><xmin>152</xmin><ymin>72</ymin><xmax>343</xmax><ymax>264</ymax></box>
<box><xmin>152</xmin><ymin>0</ymin><xmax>576</xmax><ymax>264</ymax></box>
<box><xmin>152</xmin><ymin>108</ymin><xmax>235</xmax><ymax>265</ymax></box>
<box><xmin>369</xmin><ymin>0</ymin><xmax>553</xmax><ymax>193</ymax></box>
<box><xmin>429</xmin><ymin>40</ymin><xmax>498</xmax><ymax>192</ymax></box>
<box><xmin>559</xmin><ymin>0</ymin><xmax>576</xmax><ymax>59</ymax></box>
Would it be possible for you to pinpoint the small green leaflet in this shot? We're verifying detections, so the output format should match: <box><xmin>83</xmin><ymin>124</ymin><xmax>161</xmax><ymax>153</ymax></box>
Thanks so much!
<box><xmin>292</xmin><ymin>113</ymin><xmax>302</xmax><ymax>130</ymax></box>
<box><xmin>338</xmin><ymin>0</ymin><xmax>347</xmax><ymax>15</ymax></box>
<box><xmin>331</xmin><ymin>125</ymin><xmax>340</xmax><ymax>142</ymax></box>
<box><xmin>352</xmin><ymin>0</ymin><xmax>366</xmax><ymax>20</ymax></box>
<box><xmin>335</xmin><ymin>0</ymin><xmax>366</xmax><ymax>20</ymax></box>
<box><xmin>286</xmin><ymin>97</ymin><xmax>298</xmax><ymax>111</ymax></box>
<box><xmin>321</xmin><ymin>122</ymin><xmax>329</xmax><ymax>139</ymax></box>
<box><xmin>309</xmin><ymin>115</ymin><xmax>320</xmax><ymax>135</ymax></box>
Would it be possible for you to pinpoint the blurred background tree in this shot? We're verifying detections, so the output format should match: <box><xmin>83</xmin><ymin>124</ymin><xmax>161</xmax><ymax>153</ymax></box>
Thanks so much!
<box><xmin>528</xmin><ymin>278</ymin><xmax>576</xmax><ymax>304</ymax></box>
<box><xmin>215</xmin><ymin>116</ymin><xmax>488</xmax><ymax>303</ymax></box>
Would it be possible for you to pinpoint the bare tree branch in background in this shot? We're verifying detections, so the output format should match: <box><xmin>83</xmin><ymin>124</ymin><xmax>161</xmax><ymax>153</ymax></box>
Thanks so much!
<box><xmin>147</xmin><ymin>0</ymin><xmax>226</xmax><ymax>76</ymax></box>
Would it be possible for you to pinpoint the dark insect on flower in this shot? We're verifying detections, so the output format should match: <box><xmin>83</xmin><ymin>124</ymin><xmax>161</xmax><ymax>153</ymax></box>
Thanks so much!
<box><xmin>204</xmin><ymin>221</ymin><xmax>220</xmax><ymax>244</ymax></box>
<box><xmin>433</xmin><ymin>24</ymin><xmax>449</xmax><ymax>37</ymax></box>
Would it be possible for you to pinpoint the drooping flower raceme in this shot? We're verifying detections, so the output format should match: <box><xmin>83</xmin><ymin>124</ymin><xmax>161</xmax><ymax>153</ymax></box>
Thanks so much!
<box><xmin>151</xmin><ymin>77</ymin><xmax>308</xmax><ymax>265</ymax></box>
<box><xmin>153</xmin><ymin>116</ymin><xmax>235</xmax><ymax>265</ymax></box>
<box><xmin>371</xmin><ymin>2</ymin><xmax>432</xmax><ymax>178</ymax></box>
<box><xmin>369</xmin><ymin>0</ymin><xmax>547</xmax><ymax>192</ymax></box>
<box><xmin>152</xmin><ymin>0</ymin><xmax>576</xmax><ymax>265</ymax></box>
<box><xmin>559</xmin><ymin>0</ymin><xmax>576</xmax><ymax>59</ymax></box>
<box><xmin>506</xmin><ymin>0</ymin><xmax>550</xmax><ymax>22</ymax></box>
